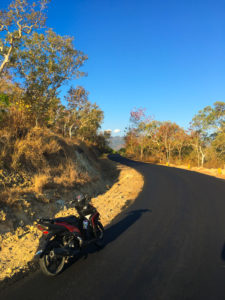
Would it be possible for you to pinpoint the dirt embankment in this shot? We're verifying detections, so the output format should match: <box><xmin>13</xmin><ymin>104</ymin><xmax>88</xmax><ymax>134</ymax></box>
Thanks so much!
<box><xmin>161</xmin><ymin>163</ymin><xmax>225</xmax><ymax>180</ymax></box>
<box><xmin>128</xmin><ymin>155</ymin><xmax>225</xmax><ymax>181</ymax></box>
<box><xmin>0</xmin><ymin>127</ymin><xmax>113</xmax><ymax>235</ymax></box>
<box><xmin>0</xmin><ymin>156</ymin><xmax>144</xmax><ymax>284</ymax></box>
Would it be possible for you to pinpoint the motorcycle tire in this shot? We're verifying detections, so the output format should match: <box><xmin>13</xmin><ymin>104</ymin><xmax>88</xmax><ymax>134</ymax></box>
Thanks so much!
<box><xmin>39</xmin><ymin>240</ymin><xmax>65</xmax><ymax>276</ymax></box>
<box><xmin>94</xmin><ymin>221</ymin><xmax>104</xmax><ymax>248</ymax></box>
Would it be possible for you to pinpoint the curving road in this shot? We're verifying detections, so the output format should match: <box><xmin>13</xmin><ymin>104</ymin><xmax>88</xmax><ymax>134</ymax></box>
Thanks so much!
<box><xmin>1</xmin><ymin>155</ymin><xmax>225</xmax><ymax>300</ymax></box>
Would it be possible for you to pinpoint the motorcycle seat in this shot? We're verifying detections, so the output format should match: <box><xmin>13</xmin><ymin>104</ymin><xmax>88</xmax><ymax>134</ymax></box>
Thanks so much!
<box><xmin>53</xmin><ymin>215</ymin><xmax>79</xmax><ymax>225</ymax></box>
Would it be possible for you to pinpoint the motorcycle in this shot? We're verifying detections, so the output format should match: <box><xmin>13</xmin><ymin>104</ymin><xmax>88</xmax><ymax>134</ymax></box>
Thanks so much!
<box><xmin>35</xmin><ymin>196</ymin><xmax>104</xmax><ymax>276</ymax></box>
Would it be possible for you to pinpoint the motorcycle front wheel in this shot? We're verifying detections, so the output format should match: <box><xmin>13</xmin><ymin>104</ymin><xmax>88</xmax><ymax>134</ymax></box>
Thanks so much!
<box><xmin>39</xmin><ymin>240</ymin><xmax>65</xmax><ymax>276</ymax></box>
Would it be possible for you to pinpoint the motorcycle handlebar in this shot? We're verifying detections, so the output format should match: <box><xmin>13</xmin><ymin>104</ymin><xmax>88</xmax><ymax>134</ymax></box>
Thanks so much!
<box><xmin>38</xmin><ymin>218</ymin><xmax>53</xmax><ymax>224</ymax></box>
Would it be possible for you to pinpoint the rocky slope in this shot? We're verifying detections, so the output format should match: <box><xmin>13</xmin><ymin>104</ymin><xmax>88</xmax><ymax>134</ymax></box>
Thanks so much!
<box><xmin>0</xmin><ymin>159</ymin><xmax>144</xmax><ymax>284</ymax></box>
<box><xmin>0</xmin><ymin>127</ymin><xmax>144</xmax><ymax>286</ymax></box>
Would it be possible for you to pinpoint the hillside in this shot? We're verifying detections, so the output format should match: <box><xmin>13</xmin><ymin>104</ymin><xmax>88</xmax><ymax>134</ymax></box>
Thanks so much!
<box><xmin>109</xmin><ymin>136</ymin><xmax>125</xmax><ymax>151</ymax></box>
<box><xmin>0</xmin><ymin>129</ymin><xmax>144</xmax><ymax>284</ymax></box>
<box><xmin>0</xmin><ymin>128</ymin><xmax>118</xmax><ymax>234</ymax></box>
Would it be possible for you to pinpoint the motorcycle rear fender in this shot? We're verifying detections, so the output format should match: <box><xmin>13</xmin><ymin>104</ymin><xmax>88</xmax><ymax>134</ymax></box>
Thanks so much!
<box><xmin>91</xmin><ymin>212</ymin><xmax>100</xmax><ymax>228</ymax></box>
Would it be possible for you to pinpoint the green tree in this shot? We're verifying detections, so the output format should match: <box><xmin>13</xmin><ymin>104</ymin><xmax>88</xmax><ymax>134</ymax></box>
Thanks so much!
<box><xmin>157</xmin><ymin>122</ymin><xmax>180</xmax><ymax>164</ymax></box>
<box><xmin>65</xmin><ymin>86</ymin><xmax>103</xmax><ymax>140</ymax></box>
<box><xmin>124</xmin><ymin>128</ymin><xmax>139</xmax><ymax>156</ymax></box>
<box><xmin>173</xmin><ymin>127</ymin><xmax>189</xmax><ymax>162</ymax></box>
<box><xmin>212</xmin><ymin>132</ymin><xmax>225</xmax><ymax>162</ymax></box>
<box><xmin>190</xmin><ymin>102</ymin><xmax>225</xmax><ymax>166</ymax></box>
<box><xmin>0</xmin><ymin>0</ymin><xmax>49</xmax><ymax>75</ymax></box>
<box><xmin>94</xmin><ymin>130</ymin><xmax>112</xmax><ymax>152</ymax></box>
<box><xmin>192</xmin><ymin>102</ymin><xmax>225</xmax><ymax>133</ymax></box>
<box><xmin>15</xmin><ymin>30</ymin><xmax>87</xmax><ymax>126</ymax></box>
<box><xmin>144</xmin><ymin>120</ymin><xmax>162</xmax><ymax>160</ymax></box>
<box><xmin>128</xmin><ymin>108</ymin><xmax>152</xmax><ymax>159</ymax></box>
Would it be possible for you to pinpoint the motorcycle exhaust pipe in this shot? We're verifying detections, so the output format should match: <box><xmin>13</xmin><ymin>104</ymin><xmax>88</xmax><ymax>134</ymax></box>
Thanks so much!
<box><xmin>53</xmin><ymin>247</ymin><xmax>80</xmax><ymax>257</ymax></box>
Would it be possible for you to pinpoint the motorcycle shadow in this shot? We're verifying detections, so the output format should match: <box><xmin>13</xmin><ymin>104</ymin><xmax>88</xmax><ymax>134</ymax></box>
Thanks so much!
<box><xmin>64</xmin><ymin>209</ymin><xmax>151</xmax><ymax>270</ymax></box>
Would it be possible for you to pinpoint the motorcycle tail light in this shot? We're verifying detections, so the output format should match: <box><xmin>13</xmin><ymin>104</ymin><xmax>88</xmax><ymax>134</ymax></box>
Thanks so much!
<box><xmin>37</xmin><ymin>224</ymin><xmax>49</xmax><ymax>234</ymax></box>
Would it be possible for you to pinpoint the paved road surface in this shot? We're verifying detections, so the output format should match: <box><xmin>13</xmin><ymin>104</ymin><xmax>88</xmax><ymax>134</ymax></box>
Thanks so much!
<box><xmin>1</xmin><ymin>155</ymin><xmax>225</xmax><ymax>300</ymax></box>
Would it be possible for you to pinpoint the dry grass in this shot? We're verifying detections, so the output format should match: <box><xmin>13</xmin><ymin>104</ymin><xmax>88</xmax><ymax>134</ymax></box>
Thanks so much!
<box><xmin>0</xmin><ymin>127</ymin><xmax>98</xmax><ymax>210</ymax></box>
<box><xmin>0</xmin><ymin>187</ymin><xmax>24</xmax><ymax>206</ymax></box>
<box><xmin>32</xmin><ymin>173</ymin><xmax>50</xmax><ymax>194</ymax></box>
<box><xmin>53</xmin><ymin>161</ymin><xmax>90</xmax><ymax>188</ymax></box>
<box><xmin>11</xmin><ymin>128</ymin><xmax>63</xmax><ymax>171</ymax></box>
<box><xmin>0</xmin><ymin>189</ymin><xmax>10</xmax><ymax>204</ymax></box>
<box><xmin>0</xmin><ymin>131</ymin><xmax>14</xmax><ymax>168</ymax></box>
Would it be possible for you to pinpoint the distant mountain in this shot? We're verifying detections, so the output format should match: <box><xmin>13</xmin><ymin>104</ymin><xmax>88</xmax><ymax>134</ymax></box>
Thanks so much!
<box><xmin>109</xmin><ymin>136</ymin><xmax>125</xmax><ymax>151</ymax></box>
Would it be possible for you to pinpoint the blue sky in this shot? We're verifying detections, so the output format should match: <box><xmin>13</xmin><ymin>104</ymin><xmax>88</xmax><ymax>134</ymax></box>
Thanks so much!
<box><xmin>2</xmin><ymin>0</ymin><xmax>225</xmax><ymax>135</ymax></box>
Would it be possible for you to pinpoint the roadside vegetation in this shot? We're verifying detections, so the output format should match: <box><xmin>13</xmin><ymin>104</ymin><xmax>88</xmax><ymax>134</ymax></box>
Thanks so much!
<box><xmin>0</xmin><ymin>0</ymin><xmax>141</xmax><ymax>286</ymax></box>
<box><xmin>0</xmin><ymin>1</ymin><xmax>113</xmax><ymax>229</ymax></box>
<box><xmin>123</xmin><ymin>104</ymin><xmax>225</xmax><ymax>171</ymax></box>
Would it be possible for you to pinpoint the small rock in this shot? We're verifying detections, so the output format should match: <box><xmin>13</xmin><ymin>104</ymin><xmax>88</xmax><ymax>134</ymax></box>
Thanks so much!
<box><xmin>56</xmin><ymin>200</ymin><xmax>64</xmax><ymax>207</ymax></box>
<box><xmin>19</xmin><ymin>220</ymin><xmax>24</xmax><ymax>226</ymax></box>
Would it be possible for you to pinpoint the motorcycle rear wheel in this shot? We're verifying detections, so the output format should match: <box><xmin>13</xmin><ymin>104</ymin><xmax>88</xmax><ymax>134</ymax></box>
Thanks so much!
<box><xmin>39</xmin><ymin>241</ymin><xmax>65</xmax><ymax>276</ymax></box>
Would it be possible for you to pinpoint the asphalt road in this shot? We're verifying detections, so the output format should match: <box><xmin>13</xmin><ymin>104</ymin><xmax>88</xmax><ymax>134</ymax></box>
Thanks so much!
<box><xmin>1</xmin><ymin>155</ymin><xmax>225</xmax><ymax>300</ymax></box>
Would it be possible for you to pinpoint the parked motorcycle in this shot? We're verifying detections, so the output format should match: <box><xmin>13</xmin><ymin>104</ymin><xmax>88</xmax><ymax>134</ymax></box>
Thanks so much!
<box><xmin>35</xmin><ymin>195</ymin><xmax>104</xmax><ymax>276</ymax></box>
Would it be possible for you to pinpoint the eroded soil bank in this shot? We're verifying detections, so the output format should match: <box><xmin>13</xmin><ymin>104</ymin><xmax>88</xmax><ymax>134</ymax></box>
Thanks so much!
<box><xmin>130</xmin><ymin>156</ymin><xmax>225</xmax><ymax>180</ymax></box>
<box><xmin>0</xmin><ymin>159</ymin><xmax>144</xmax><ymax>285</ymax></box>
<box><xmin>161</xmin><ymin>163</ymin><xmax>225</xmax><ymax>180</ymax></box>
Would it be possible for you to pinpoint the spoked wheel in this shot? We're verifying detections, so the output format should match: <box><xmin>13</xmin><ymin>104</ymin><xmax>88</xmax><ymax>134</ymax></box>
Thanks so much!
<box><xmin>94</xmin><ymin>221</ymin><xmax>104</xmax><ymax>248</ymax></box>
<box><xmin>39</xmin><ymin>241</ymin><xmax>65</xmax><ymax>276</ymax></box>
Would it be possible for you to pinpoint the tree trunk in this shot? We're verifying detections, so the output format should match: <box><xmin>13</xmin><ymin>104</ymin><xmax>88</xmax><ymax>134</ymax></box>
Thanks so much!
<box><xmin>195</xmin><ymin>146</ymin><xmax>200</xmax><ymax>167</ymax></box>
<box><xmin>140</xmin><ymin>145</ymin><xmax>144</xmax><ymax>160</ymax></box>
<box><xmin>63</xmin><ymin>123</ymin><xmax>67</xmax><ymax>137</ymax></box>
<box><xmin>199</xmin><ymin>146</ymin><xmax>205</xmax><ymax>167</ymax></box>
<box><xmin>69</xmin><ymin>125</ymin><xmax>74</xmax><ymax>139</ymax></box>
<box><xmin>166</xmin><ymin>149</ymin><xmax>169</xmax><ymax>163</ymax></box>
<box><xmin>197</xmin><ymin>151</ymin><xmax>200</xmax><ymax>167</ymax></box>
<box><xmin>178</xmin><ymin>148</ymin><xmax>182</xmax><ymax>161</ymax></box>
<box><xmin>0</xmin><ymin>45</ymin><xmax>13</xmax><ymax>75</ymax></box>
<box><xmin>168</xmin><ymin>145</ymin><xmax>171</xmax><ymax>164</ymax></box>
<box><xmin>35</xmin><ymin>117</ymin><xmax>39</xmax><ymax>127</ymax></box>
